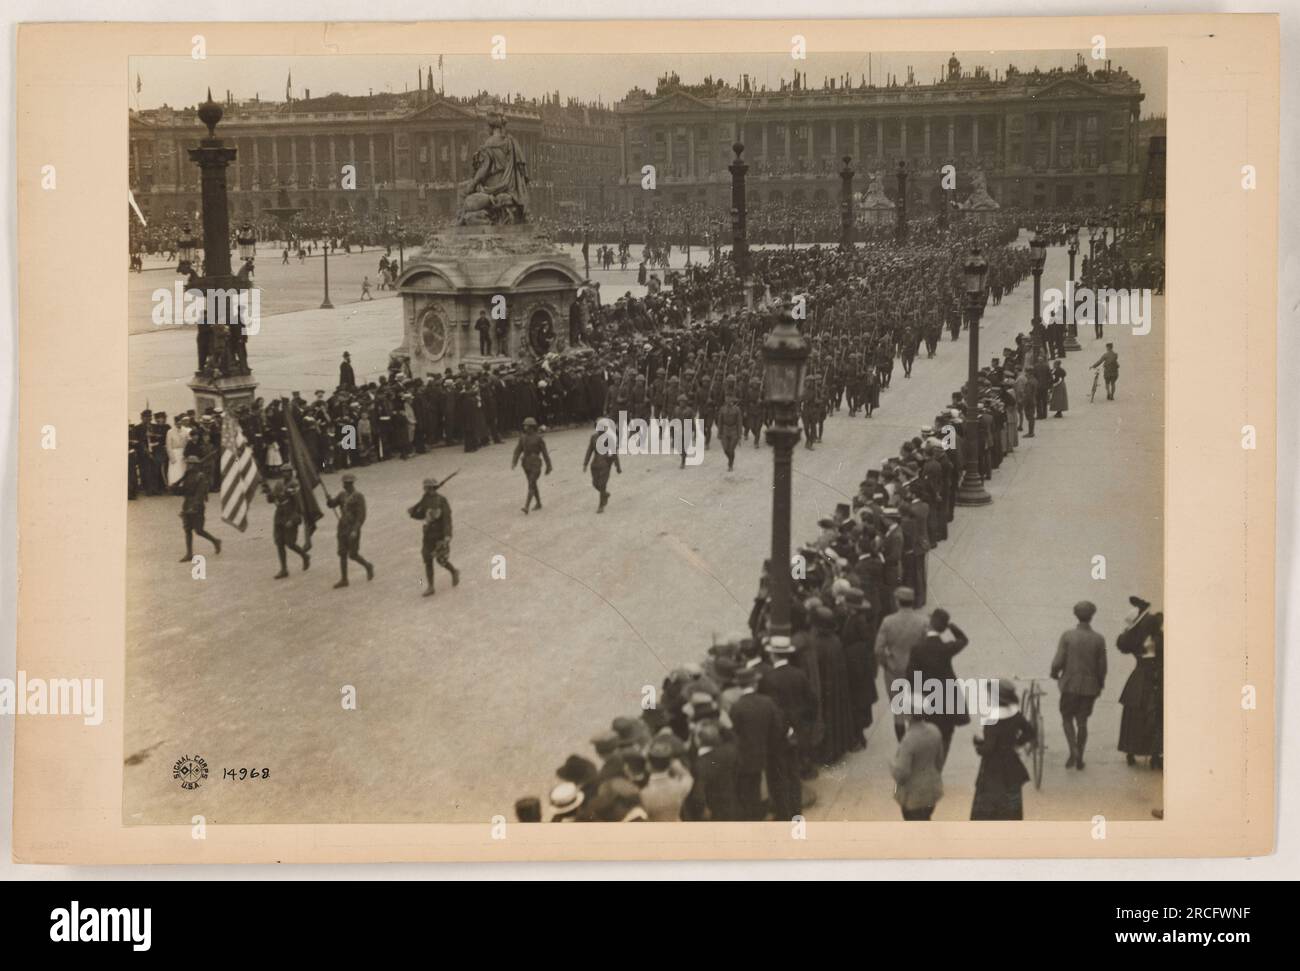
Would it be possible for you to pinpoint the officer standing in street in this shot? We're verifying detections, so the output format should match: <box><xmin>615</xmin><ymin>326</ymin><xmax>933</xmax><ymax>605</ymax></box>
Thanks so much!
<box><xmin>717</xmin><ymin>384</ymin><xmax>744</xmax><ymax>472</ymax></box>
<box><xmin>582</xmin><ymin>418</ymin><xmax>622</xmax><ymax>513</ymax></box>
<box><xmin>327</xmin><ymin>472</ymin><xmax>374</xmax><ymax>588</ymax></box>
<box><xmin>409</xmin><ymin>478</ymin><xmax>459</xmax><ymax>597</ymax></box>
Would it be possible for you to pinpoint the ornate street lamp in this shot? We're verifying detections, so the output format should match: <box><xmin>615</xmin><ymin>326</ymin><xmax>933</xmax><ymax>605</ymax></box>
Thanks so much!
<box><xmin>1030</xmin><ymin>232</ymin><xmax>1047</xmax><ymax>342</ymax></box>
<box><xmin>762</xmin><ymin>307</ymin><xmax>810</xmax><ymax>638</ymax></box>
<box><xmin>395</xmin><ymin>215</ymin><xmax>405</xmax><ymax>273</ymax></box>
<box><xmin>839</xmin><ymin>155</ymin><xmax>855</xmax><ymax>250</ymax></box>
<box><xmin>1064</xmin><ymin>229</ymin><xmax>1082</xmax><ymax>350</ymax></box>
<box><xmin>894</xmin><ymin>160</ymin><xmax>908</xmax><ymax>243</ymax></box>
<box><xmin>1087</xmin><ymin>219</ymin><xmax>1098</xmax><ymax>262</ymax></box>
<box><xmin>236</xmin><ymin>224</ymin><xmax>257</xmax><ymax>264</ymax></box>
<box><xmin>177</xmin><ymin>225</ymin><xmax>198</xmax><ymax>275</ymax></box>
<box><xmin>955</xmin><ymin>246</ymin><xmax>992</xmax><ymax>506</ymax></box>
<box><xmin>728</xmin><ymin>142</ymin><xmax>749</xmax><ymax>281</ymax></box>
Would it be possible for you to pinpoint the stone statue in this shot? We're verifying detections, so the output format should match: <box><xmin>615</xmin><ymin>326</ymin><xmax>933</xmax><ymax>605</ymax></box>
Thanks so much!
<box><xmin>458</xmin><ymin>113</ymin><xmax>530</xmax><ymax>225</ymax></box>
<box><xmin>856</xmin><ymin>169</ymin><xmax>895</xmax><ymax>211</ymax></box>
<box><xmin>963</xmin><ymin>170</ymin><xmax>1001</xmax><ymax>211</ymax></box>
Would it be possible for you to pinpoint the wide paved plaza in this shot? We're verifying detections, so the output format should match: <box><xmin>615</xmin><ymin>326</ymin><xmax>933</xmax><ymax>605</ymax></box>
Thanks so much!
<box><xmin>123</xmin><ymin>237</ymin><xmax>1163</xmax><ymax>825</ymax></box>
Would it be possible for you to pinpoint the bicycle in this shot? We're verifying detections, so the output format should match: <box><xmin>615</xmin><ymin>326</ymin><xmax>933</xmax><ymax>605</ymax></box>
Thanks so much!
<box><xmin>1089</xmin><ymin>368</ymin><xmax>1101</xmax><ymax>403</ymax></box>
<box><xmin>1015</xmin><ymin>677</ymin><xmax>1046</xmax><ymax>790</ymax></box>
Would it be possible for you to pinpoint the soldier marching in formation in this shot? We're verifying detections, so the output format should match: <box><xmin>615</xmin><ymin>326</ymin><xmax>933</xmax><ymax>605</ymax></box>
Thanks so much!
<box><xmin>512</xmin><ymin>417</ymin><xmax>553</xmax><ymax>514</ymax></box>
<box><xmin>178</xmin><ymin>454</ymin><xmax>221</xmax><ymax>562</ymax></box>
<box><xmin>327</xmin><ymin>472</ymin><xmax>374</xmax><ymax>588</ymax></box>
<box><xmin>264</xmin><ymin>466</ymin><xmax>311</xmax><ymax>578</ymax></box>
<box><xmin>582</xmin><ymin>419</ymin><xmax>623</xmax><ymax>513</ymax></box>
<box><xmin>409</xmin><ymin>477</ymin><xmax>459</xmax><ymax>597</ymax></box>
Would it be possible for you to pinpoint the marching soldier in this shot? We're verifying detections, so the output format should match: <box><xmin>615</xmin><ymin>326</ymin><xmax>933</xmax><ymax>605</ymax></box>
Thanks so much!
<box><xmin>409</xmin><ymin>478</ymin><xmax>459</xmax><ymax>597</ymax></box>
<box><xmin>264</xmin><ymin>467</ymin><xmax>310</xmax><ymax>578</ymax></box>
<box><xmin>327</xmin><ymin>472</ymin><xmax>374</xmax><ymax>588</ymax></box>
<box><xmin>717</xmin><ymin>384</ymin><xmax>744</xmax><ymax>472</ymax></box>
<box><xmin>512</xmin><ymin>417</ymin><xmax>553</xmax><ymax>514</ymax></box>
<box><xmin>582</xmin><ymin>419</ymin><xmax>622</xmax><ymax>513</ymax></box>
<box><xmin>178</xmin><ymin>455</ymin><xmax>221</xmax><ymax>562</ymax></box>
<box><xmin>743</xmin><ymin>375</ymin><xmax>764</xmax><ymax>448</ymax></box>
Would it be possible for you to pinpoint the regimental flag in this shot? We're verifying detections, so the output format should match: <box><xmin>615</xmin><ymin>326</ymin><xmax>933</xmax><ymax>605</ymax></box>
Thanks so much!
<box><xmin>219</xmin><ymin>411</ymin><xmax>261</xmax><ymax>531</ymax></box>
<box><xmin>283</xmin><ymin>403</ymin><xmax>325</xmax><ymax>544</ymax></box>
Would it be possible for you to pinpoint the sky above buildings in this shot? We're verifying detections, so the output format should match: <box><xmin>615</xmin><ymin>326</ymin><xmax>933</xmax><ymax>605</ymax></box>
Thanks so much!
<box><xmin>131</xmin><ymin>48</ymin><xmax>1167</xmax><ymax>117</ymax></box>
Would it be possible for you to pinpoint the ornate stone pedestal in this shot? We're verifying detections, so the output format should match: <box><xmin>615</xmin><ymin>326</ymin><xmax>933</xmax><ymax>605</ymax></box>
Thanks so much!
<box><xmin>189</xmin><ymin>371</ymin><xmax>258</xmax><ymax>414</ymax></box>
<box><xmin>397</xmin><ymin>224</ymin><xmax>584</xmax><ymax>379</ymax></box>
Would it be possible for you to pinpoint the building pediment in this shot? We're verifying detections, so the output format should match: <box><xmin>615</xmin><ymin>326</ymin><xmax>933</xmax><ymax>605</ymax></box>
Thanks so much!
<box><xmin>1032</xmin><ymin>77</ymin><xmax>1105</xmax><ymax>101</ymax></box>
<box><xmin>642</xmin><ymin>91</ymin><xmax>717</xmax><ymax>114</ymax></box>
<box><xmin>405</xmin><ymin>98</ymin><xmax>482</xmax><ymax>122</ymax></box>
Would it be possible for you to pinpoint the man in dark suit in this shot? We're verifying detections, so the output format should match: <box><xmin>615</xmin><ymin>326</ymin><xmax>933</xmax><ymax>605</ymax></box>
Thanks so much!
<box><xmin>339</xmin><ymin>352</ymin><xmax>356</xmax><ymax>391</ymax></box>
<box><xmin>760</xmin><ymin>636</ymin><xmax>819</xmax><ymax>781</ymax></box>
<box><xmin>1032</xmin><ymin>355</ymin><xmax>1052</xmax><ymax>420</ymax></box>
<box><xmin>686</xmin><ymin>722</ymin><xmax>740</xmax><ymax>821</ymax></box>
<box><xmin>729</xmin><ymin>666</ymin><xmax>793</xmax><ymax>821</ymax></box>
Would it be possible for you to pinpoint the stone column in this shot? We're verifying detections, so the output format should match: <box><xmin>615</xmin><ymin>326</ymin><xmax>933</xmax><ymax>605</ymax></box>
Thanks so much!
<box><xmin>290</xmin><ymin>137</ymin><xmax>298</xmax><ymax>186</ymax></box>
<box><xmin>852</xmin><ymin>118</ymin><xmax>860</xmax><ymax>161</ymax></box>
<box><xmin>761</xmin><ymin>122</ymin><xmax>769</xmax><ymax>158</ymax></box>
<box><xmin>924</xmin><ymin>116</ymin><xmax>931</xmax><ymax>159</ymax></box>
<box><xmin>252</xmin><ymin>139</ymin><xmax>260</xmax><ymax>187</ymax></box>
<box><xmin>899</xmin><ymin>117</ymin><xmax>907</xmax><ymax>159</ymax></box>
<box><xmin>947</xmin><ymin>116</ymin><xmax>955</xmax><ymax>158</ymax></box>
<box><xmin>309</xmin><ymin>138</ymin><xmax>317</xmax><ymax>186</ymax></box>
<box><xmin>368</xmin><ymin>135</ymin><xmax>376</xmax><ymax>186</ymax></box>
<box><xmin>829</xmin><ymin>121</ymin><xmax>837</xmax><ymax>161</ymax></box>
<box><xmin>271</xmin><ymin>137</ymin><xmax>279</xmax><ymax>184</ymax></box>
<box><xmin>1048</xmin><ymin>113</ymin><xmax>1058</xmax><ymax>169</ymax></box>
<box><xmin>329</xmin><ymin>137</ymin><xmax>337</xmax><ymax>189</ymax></box>
<box><xmin>784</xmin><ymin>122</ymin><xmax>792</xmax><ymax>160</ymax></box>
<box><xmin>876</xmin><ymin>117</ymin><xmax>884</xmax><ymax>159</ymax></box>
<box><xmin>688</xmin><ymin>126</ymin><xmax>696</xmax><ymax>179</ymax></box>
<box><xmin>1072</xmin><ymin>112</ymin><xmax>1081</xmax><ymax>170</ymax></box>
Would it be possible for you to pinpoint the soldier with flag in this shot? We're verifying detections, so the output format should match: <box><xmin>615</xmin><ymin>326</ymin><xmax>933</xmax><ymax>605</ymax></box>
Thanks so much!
<box><xmin>263</xmin><ymin>466</ymin><xmax>310</xmax><ymax>579</ymax></box>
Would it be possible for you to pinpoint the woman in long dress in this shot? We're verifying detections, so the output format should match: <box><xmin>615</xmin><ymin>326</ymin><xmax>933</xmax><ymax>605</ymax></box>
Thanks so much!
<box><xmin>165</xmin><ymin>416</ymin><xmax>190</xmax><ymax>489</ymax></box>
<box><xmin>1117</xmin><ymin>597</ymin><xmax>1164</xmax><ymax>769</ymax></box>
<box><xmin>1049</xmin><ymin>360</ymin><xmax>1069</xmax><ymax>418</ymax></box>
<box><xmin>971</xmin><ymin>681</ymin><xmax>1036</xmax><ymax>820</ymax></box>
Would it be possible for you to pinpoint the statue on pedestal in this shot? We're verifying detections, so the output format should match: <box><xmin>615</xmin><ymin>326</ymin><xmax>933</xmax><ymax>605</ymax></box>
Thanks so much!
<box><xmin>962</xmin><ymin>169</ymin><xmax>1001</xmax><ymax>211</ymax></box>
<box><xmin>458</xmin><ymin>113</ymin><xmax>530</xmax><ymax>225</ymax></box>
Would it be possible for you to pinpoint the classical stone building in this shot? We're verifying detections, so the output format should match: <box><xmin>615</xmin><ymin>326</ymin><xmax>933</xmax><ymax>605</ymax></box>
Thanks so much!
<box><xmin>129</xmin><ymin>73</ymin><xmax>621</xmax><ymax>223</ymax></box>
<box><xmin>614</xmin><ymin>57</ymin><xmax>1146</xmax><ymax>212</ymax></box>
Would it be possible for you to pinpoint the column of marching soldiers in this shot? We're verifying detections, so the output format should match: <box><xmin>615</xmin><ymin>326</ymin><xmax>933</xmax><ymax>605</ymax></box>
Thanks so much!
<box><xmin>129</xmin><ymin>213</ymin><xmax>1038</xmax><ymax>595</ymax></box>
<box><xmin>519</xmin><ymin>232</ymin><xmax>1145</xmax><ymax>824</ymax></box>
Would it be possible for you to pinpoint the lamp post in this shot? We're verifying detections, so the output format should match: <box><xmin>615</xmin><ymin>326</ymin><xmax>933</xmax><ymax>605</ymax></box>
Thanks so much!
<box><xmin>185</xmin><ymin>90</ymin><xmax>258</xmax><ymax>413</ymax></box>
<box><xmin>1029</xmin><ymin>232</ymin><xmax>1047</xmax><ymax>348</ymax></box>
<box><xmin>955</xmin><ymin>246</ymin><xmax>991</xmax><ymax>506</ymax></box>
<box><xmin>177</xmin><ymin>225</ymin><xmax>198</xmax><ymax>276</ymax></box>
<box><xmin>1064</xmin><ymin>229</ymin><xmax>1082</xmax><ymax>350</ymax></box>
<box><xmin>839</xmin><ymin>155</ymin><xmax>855</xmax><ymax>251</ymax></box>
<box><xmin>895</xmin><ymin>160</ymin><xmax>908</xmax><ymax>243</ymax></box>
<box><xmin>395</xmin><ymin>215</ymin><xmax>405</xmax><ymax>273</ymax></box>
<box><xmin>320</xmin><ymin>235</ymin><xmax>334</xmax><ymax>310</ymax></box>
<box><xmin>1087</xmin><ymin>219</ymin><xmax>1098</xmax><ymax>263</ymax></box>
<box><xmin>728</xmin><ymin>142</ymin><xmax>749</xmax><ymax>281</ymax></box>
<box><xmin>762</xmin><ymin>308</ymin><xmax>810</xmax><ymax>637</ymax></box>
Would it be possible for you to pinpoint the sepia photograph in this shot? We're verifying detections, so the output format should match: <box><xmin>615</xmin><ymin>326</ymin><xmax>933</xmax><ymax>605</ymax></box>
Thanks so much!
<box><xmin>121</xmin><ymin>44</ymin><xmax>1168</xmax><ymax>827</ymax></box>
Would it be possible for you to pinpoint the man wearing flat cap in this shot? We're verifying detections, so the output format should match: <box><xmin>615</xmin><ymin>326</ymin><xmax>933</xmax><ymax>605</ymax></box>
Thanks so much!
<box><xmin>1050</xmin><ymin>600</ymin><xmax>1108</xmax><ymax>769</ymax></box>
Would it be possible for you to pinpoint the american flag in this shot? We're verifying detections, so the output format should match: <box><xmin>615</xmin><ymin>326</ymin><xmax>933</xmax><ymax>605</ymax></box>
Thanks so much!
<box><xmin>220</xmin><ymin>410</ymin><xmax>260</xmax><ymax>531</ymax></box>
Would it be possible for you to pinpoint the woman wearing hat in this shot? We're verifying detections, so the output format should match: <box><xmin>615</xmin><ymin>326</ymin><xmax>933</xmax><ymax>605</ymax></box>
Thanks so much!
<box><xmin>1049</xmin><ymin>360</ymin><xmax>1069</xmax><ymax>418</ymax></box>
<box><xmin>1116</xmin><ymin>597</ymin><xmax>1163</xmax><ymax>769</ymax></box>
<box><xmin>970</xmin><ymin>681</ymin><xmax>1036</xmax><ymax>820</ymax></box>
<box><xmin>511</xmin><ymin>417</ymin><xmax>552</xmax><ymax>514</ymax></box>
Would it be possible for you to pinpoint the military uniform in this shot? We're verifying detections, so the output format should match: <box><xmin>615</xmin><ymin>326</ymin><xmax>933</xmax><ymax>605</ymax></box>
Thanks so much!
<box><xmin>178</xmin><ymin>457</ymin><xmax>221</xmax><ymax>561</ymax></box>
<box><xmin>327</xmin><ymin>475</ymin><xmax>373</xmax><ymax>587</ymax></box>
<box><xmin>266</xmin><ymin>475</ymin><xmax>310</xmax><ymax>577</ymax></box>
<box><xmin>410</xmin><ymin>481</ymin><xmax>458</xmax><ymax>595</ymax></box>
<box><xmin>583</xmin><ymin>429</ymin><xmax>622</xmax><ymax>512</ymax></box>
<box><xmin>717</xmin><ymin>392</ymin><xmax>744</xmax><ymax>471</ymax></box>
<box><xmin>512</xmin><ymin>420</ymin><xmax>553</xmax><ymax>513</ymax></box>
